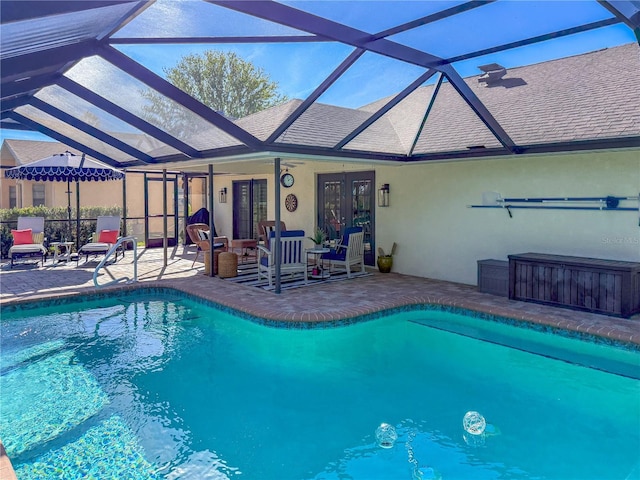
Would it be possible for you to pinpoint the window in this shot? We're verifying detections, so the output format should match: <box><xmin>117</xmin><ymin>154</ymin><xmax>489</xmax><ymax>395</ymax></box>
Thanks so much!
<box><xmin>32</xmin><ymin>184</ymin><xmax>45</xmax><ymax>207</ymax></box>
<box><xmin>9</xmin><ymin>186</ymin><xmax>16</xmax><ymax>209</ymax></box>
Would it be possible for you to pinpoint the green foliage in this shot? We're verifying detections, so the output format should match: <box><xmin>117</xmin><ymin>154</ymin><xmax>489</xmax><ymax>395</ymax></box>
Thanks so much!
<box><xmin>377</xmin><ymin>242</ymin><xmax>397</xmax><ymax>257</ymax></box>
<box><xmin>308</xmin><ymin>228</ymin><xmax>327</xmax><ymax>245</ymax></box>
<box><xmin>140</xmin><ymin>51</ymin><xmax>288</xmax><ymax>132</ymax></box>
<box><xmin>0</xmin><ymin>206</ymin><xmax>122</xmax><ymax>258</ymax></box>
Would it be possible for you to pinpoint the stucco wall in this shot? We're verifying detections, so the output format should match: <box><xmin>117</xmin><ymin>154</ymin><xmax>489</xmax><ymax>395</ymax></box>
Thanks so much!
<box><xmin>213</xmin><ymin>170</ymin><xmax>318</xmax><ymax>239</ymax></box>
<box><xmin>375</xmin><ymin>150</ymin><xmax>639</xmax><ymax>285</ymax></box>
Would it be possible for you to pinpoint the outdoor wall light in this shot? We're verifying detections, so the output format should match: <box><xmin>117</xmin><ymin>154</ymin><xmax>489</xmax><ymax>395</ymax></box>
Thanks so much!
<box><xmin>378</xmin><ymin>183</ymin><xmax>390</xmax><ymax>207</ymax></box>
<box><xmin>219</xmin><ymin>187</ymin><xmax>227</xmax><ymax>203</ymax></box>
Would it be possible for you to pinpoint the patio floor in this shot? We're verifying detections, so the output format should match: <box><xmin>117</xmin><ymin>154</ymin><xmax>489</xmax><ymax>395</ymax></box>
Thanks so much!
<box><xmin>1</xmin><ymin>246</ymin><xmax>638</xmax><ymax>346</ymax></box>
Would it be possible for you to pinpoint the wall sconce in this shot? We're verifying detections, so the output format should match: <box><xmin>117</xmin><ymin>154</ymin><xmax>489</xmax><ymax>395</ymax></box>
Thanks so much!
<box><xmin>378</xmin><ymin>183</ymin><xmax>390</xmax><ymax>207</ymax></box>
<box><xmin>219</xmin><ymin>187</ymin><xmax>227</xmax><ymax>203</ymax></box>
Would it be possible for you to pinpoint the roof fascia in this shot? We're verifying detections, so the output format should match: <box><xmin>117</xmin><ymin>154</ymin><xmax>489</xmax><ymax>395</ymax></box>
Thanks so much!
<box><xmin>109</xmin><ymin>35</ymin><xmax>329</xmax><ymax>44</ymax></box>
<box><xmin>6</xmin><ymin>111</ymin><xmax>134</xmax><ymax>167</ymax></box>
<box><xmin>518</xmin><ymin>136</ymin><xmax>640</xmax><ymax>154</ymax></box>
<box><xmin>440</xmin><ymin>65</ymin><xmax>518</xmax><ymax>153</ymax></box>
<box><xmin>335</xmin><ymin>68</ymin><xmax>438</xmax><ymax>150</ymax></box>
<box><xmin>99</xmin><ymin>45</ymin><xmax>263</xmax><ymax>150</ymax></box>
<box><xmin>265</xmin><ymin>48</ymin><xmax>366</xmax><ymax>144</ymax></box>
<box><xmin>58</xmin><ymin>76</ymin><xmax>200</xmax><ymax>158</ymax></box>
<box><xmin>371</xmin><ymin>0</ymin><xmax>497</xmax><ymax>40</ymax></box>
<box><xmin>29</xmin><ymin>97</ymin><xmax>153</xmax><ymax>164</ymax></box>
<box><xmin>446</xmin><ymin>18</ymin><xmax>622</xmax><ymax>64</ymax></box>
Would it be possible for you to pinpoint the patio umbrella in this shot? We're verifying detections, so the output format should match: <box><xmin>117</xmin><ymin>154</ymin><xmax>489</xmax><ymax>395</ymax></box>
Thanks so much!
<box><xmin>4</xmin><ymin>151</ymin><xmax>124</xmax><ymax>245</ymax></box>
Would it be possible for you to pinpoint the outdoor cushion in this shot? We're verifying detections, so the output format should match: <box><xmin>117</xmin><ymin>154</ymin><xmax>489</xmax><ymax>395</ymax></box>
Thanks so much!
<box><xmin>322</xmin><ymin>248</ymin><xmax>347</xmax><ymax>261</ymax></box>
<box><xmin>268</xmin><ymin>229</ymin><xmax>305</xmax><ymax>238</ymax></box>
<box><xmin>31</xmin><ymin>232</ymin><xmax>45</xmax><ymax>244</ymax></box>
<box><xmin>98</xmin><ymin>230</ymin><xmax>118</xmax><ymax>243</ymax></box>
<box><xmin>197</xmin><ymin>229</ymin><xmax>210</xmax><ymax>241</ymax></box>
<box><xmin>12</xmin><ymin>228</ymin><xmax>33</xmax><ymax>245</ymax></box>
<box><xmin>80</xmin><ymin>242</ymin><xmax>111</xmax><ymax>252</ymax></box>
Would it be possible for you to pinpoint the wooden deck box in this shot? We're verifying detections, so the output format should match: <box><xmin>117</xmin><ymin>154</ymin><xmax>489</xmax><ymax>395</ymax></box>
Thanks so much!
<box><xmin>477</xmin><ymin>259</ymin><xmax>509</xmax><ymax>297</ymax></box>
<box><xmin>508</xmin><ymin>253</ymin><xmax>640</xmax><ymax>318</ymax></box>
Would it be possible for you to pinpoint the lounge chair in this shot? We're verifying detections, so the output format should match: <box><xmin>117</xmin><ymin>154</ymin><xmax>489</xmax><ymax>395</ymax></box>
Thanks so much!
<box><xmin>185</xmin><ymin>223</ymin><xmax>228</xmax><ymax>267</ymax></box>
<box><xmin>257</xmin><ymin>230</ymin><xmax>307</xmax><ymax>287</ymax></box>
<box><xmin>8</xmin><ymin>217</ymin><xmax>48</xmax><ymax>268</ymax></box>
<box><xmin>77</xmin><ymin>216</ymin><xmax>123</xmax><ymax>264</ymax></box>
<box><xmin>321</xmin><ymin>226</ymin><xmax>365</xmax><ymax>278</ymax></box>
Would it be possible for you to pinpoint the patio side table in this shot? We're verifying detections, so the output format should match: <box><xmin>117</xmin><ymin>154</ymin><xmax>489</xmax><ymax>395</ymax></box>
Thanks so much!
<box><xmin>306</xmin><ymin>247</ymin><xmax>330</xmax><ymax>279</ymax></box>
<box><xmin>51</xmin><ymin>241</ymin><xmax>75</xmax><ymax>265</ymax></box>
<box><xmin>230</xmin><ymin>239</ymin><xmax>258</xmax><ymax>264</ymax></box>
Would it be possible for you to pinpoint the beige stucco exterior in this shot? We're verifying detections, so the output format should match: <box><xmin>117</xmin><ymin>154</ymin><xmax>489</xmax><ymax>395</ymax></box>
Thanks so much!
<box><xmin>3</xmin><ymin>139</ymin><xmax>638</xmax><ymax>286</ymax></box>
<box><xmin>212</xmin><ymin>149</ymin><xmax>639</xmax><ymax>286</ymax></box>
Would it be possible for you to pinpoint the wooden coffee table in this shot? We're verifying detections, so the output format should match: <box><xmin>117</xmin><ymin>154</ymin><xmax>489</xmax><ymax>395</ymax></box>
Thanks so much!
<box><xmin>230</xmin><ymin>239</ymin><xmax>258</xmax><ymax>263</ymax></box>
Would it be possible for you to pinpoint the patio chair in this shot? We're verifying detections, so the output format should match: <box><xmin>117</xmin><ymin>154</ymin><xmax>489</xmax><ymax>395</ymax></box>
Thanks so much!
<box><xmin>185</xmin><ymin>223</ymin><xmax>228</xmax><ymax>267</ymax></box>
<box><xmin>257</xmin><ymin>230</ymin><xmax>307</xmax><ymax>287</ymax></box>
<box><xmin>77</xmin><ymin>216</ymin><xmax>123</xmax><ymax>264</ymax></box>
<box><xmin>8</xmin><ymin>217</ymin><xmax>48</xmax><ymax>268</ymax></box>
<box><xmin>321</xmin><ymin>226</ymin><xmax>365</xmax><ymax>278</ymax></box>
<box><xmin>257</xmin><ymin>220</ymin><xmax>286</xmax><ymax>244</ymax></box>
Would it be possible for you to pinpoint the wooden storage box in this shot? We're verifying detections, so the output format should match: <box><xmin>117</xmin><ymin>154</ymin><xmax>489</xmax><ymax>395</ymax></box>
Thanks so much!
<box><xmin>477</xmin><ymin>259</ymin><xmax>509</xmax><ymax>297</ymax></box>
<box><xmin>508</xmin><ymin>253</ymin><xmax>640</xmax><ymax>318</ymax></box>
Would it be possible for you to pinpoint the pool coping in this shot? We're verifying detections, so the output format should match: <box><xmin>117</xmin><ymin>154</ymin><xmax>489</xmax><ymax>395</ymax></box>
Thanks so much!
<box><xmin>2</xmin><ymin>274</ymin><xmax>639</xmax><ymax>350</ymax></box>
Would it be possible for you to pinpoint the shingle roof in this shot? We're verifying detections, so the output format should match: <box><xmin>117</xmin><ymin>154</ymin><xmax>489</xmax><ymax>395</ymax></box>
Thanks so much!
<box><xmin>4</xmin><ymin>44</ymin><xmax>639</xmax><ymax>164</ymax></box>
<box><xmin>2</xmin><ymin>139</ymin><xmax>82</xmax><ymax>166</ymax></box>
<box><xmin>361</xmin><ymin>42</ymin><xmax>640</xmax><ymax>155</ymax></box>
<box><xmin>252</xmin><ymin>42</ymin><xmax>640</xmax><ymax>157</ymax></box>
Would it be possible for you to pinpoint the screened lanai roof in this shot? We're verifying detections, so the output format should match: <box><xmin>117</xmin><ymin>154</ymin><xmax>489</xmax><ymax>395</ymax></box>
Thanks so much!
<box><xmin>1</xmin><ymin>0</ymin><xmax>639</xmax><ymax>170</ymax></box>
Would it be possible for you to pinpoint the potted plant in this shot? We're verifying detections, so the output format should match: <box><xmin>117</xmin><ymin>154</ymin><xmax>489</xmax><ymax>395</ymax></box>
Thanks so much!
<box><xmin>377</xmin><ymin>242</ymin><xmax>396</xmax><ymax>273</ymax></box>
<box><xmin>308</xmin><ymin>228</ymin><xmax>327</xmax><ymax>248</ymax></box>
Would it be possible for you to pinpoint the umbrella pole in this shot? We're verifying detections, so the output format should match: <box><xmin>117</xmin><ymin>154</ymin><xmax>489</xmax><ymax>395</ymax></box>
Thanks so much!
<box><xmin>76</xmin><ymin>181</ymin><xmax>80</xmax><ymax>250</ymax></box>
<box><xmin>67</xmin><ymin>179</ymin><xmax>72</xmax><ymax>242</ymax></box>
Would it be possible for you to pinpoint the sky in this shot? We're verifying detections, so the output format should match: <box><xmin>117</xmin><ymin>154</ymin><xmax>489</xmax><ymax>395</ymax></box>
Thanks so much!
<box><xmin>1</xmin><ymin>0</ymin><xmax>636</xmax><ymax>145</ymax></box>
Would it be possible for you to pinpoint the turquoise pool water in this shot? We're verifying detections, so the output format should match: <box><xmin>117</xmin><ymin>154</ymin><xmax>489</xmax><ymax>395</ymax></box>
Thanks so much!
<box><xmin>1</xmin><ymin>293</ymin><xmax>638</xmax><ymax>479</ymax></box>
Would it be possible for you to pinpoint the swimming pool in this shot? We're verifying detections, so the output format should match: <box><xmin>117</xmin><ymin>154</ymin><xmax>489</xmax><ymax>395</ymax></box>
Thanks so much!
<box><xmin>1</xmin><ymin>292</ymin><xmax>638</xmax><ymax>479</ymax></box>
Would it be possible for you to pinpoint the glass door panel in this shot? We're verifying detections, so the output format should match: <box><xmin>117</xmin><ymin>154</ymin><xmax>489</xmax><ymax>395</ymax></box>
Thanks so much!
<box><xmin>317</xmin><ymin>171</ymin><xmax>375</xmax><ymax>265</ymax></box>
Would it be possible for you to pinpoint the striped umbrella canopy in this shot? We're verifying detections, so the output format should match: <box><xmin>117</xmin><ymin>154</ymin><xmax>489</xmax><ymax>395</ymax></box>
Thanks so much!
<box><xmin>4</xmin><ymin>151</ymin><xmax>124</xmax><ymax>245</ymax></box>
<box><xmin>4</xmin><ymin>151</ymin><xmax>124</xmax><ymax>182</ymax></box>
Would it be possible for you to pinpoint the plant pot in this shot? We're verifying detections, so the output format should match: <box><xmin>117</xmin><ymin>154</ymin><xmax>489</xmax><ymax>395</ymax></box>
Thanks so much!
<box><xmin>377</xmin><ymin>256</ymin><xmax>393</xmax><ymax>273</ymax></box>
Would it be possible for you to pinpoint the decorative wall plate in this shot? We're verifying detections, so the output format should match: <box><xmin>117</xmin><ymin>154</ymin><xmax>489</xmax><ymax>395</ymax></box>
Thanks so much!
<box><xmin>285</xmin><ymin>193</ymin><xmax>298</xmax><ymax>212</ymax></box>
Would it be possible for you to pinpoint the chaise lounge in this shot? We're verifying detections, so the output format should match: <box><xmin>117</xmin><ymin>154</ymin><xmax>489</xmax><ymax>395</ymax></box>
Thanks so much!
<box><xmin>8</xmin><ymin>217</ymin><xmax>48</xmax><ymax>268</ymax></box>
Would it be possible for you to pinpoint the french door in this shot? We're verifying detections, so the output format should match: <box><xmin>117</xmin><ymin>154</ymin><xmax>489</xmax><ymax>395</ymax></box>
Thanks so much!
<box><xmin>317</xmin><ymin>171</ymin><xmax>375</xmax><ymax>265</ymax></box>
<box><xmin>232</xmin><ymin>179</ymin><xmax>267</xmax><ymax>239</ymax></box>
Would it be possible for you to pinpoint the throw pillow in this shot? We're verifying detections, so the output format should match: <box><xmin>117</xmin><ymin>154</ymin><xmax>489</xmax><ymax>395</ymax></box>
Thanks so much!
<box><xmin>197</xmin><ymin>230</ymin><xmax>210</xmax><ymax>241</ymax></box>
<box><xmin>12</xmin><ymin>229</ymin><xmax>33</xmax><ymax>245</ymax></box>
<box><xmin>98</xmin><ymin>230</ymin><xmax>119</xmax><ymax>243</ymax></box>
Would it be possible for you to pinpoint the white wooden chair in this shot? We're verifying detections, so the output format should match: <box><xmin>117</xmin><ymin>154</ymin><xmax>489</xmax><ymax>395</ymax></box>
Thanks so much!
<box><xmin>322</xmin><ymin>228</ymin><xmax>365</xmax><ymax>278</ymax></box>
<box><xmin>77</xmin><ymin>216</ymin><xmax>123</xmax><ymax>264</ymax></box>
<box><xmin>257</xmin><ymin>230</ymin><xmax>307</xmax><ymax>287</ymax></box>
<box><xmin>9</xmin><ymin>217</ymin><xmax>48</xmax><ymax>268</ymax></box>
